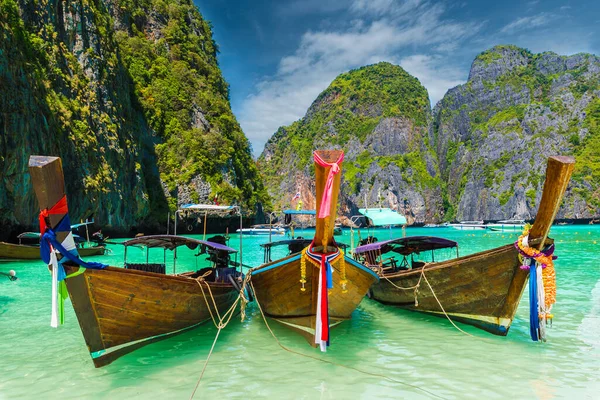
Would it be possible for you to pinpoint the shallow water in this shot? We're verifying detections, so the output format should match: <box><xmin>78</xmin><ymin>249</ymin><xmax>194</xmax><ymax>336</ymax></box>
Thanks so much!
<box><xmin>1</xmin><ymin>226</ymin><xmax>598</xmax><ymax>399</ymax></box>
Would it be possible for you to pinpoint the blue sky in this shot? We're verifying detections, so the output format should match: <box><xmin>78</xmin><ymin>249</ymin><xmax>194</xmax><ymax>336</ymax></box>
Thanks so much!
<box><xmin>194</xmin><ymin>0</ymin><xmax>599</xmax><ymax>156</ymax></box>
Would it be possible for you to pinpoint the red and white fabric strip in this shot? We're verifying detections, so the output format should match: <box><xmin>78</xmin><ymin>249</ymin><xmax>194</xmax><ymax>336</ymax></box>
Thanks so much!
<box><xmin>39</xmin><ymin>195</ymin><xmax>68</xmax><ymax>234</ymax></box>
<box><xmin>314</xmin><ymin>254</ymin><xmax>330</xmax><ymax>351</ymax></box>
<box><xmin>313</xmin><ymin>151</ymin><xmax>344</xmax><ymax>219</ymax></box>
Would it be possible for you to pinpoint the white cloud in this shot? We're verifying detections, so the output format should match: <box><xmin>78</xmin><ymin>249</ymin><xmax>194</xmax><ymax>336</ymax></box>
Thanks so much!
<box><xmin>239</xmin><ymin>0</ymin><xmax>481</xmax><ymax>155</ymax></box>
<box><xmin>500</xmin><ymin>13</ymin><xmax>553</xmax><ymax>34</ymax></box>
<box><xmin>399</xmin><ymin>55</ymin><xmax>465</xmax><ymax>105</ymax></box>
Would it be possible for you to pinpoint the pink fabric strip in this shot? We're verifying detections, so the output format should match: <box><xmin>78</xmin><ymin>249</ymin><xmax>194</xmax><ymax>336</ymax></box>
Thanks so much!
<box><xmin>313</xmin><ymin>151</ymin><xmax>344</xmax><ymax>219</ymax></box>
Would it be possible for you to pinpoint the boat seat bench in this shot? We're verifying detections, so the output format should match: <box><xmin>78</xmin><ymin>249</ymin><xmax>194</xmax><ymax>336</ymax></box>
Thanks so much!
<box><xmin>125</xmin><ymin>263</ymin><xmax>166</xmax><ymax>274</ymax></box>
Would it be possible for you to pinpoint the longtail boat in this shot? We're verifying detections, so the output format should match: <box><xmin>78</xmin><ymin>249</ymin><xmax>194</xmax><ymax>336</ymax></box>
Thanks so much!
<box><xmin>354</xmin><ymin>156</ymin><xmax>574</xmax><ymax>337</ymax></box>
<box><xmin>0</xmin><ymin>232</ymin><xmax>105</xmax><ymax>260</ymax></box>
<box><xmin>249</xmin><ymin>150</ymin><xmax>379</xmax><ymax>350</ymax></box>
<box><xmin>28</xmin><ymin>156</ymin><xmax>244</xmax><ymax>367</ymax></box>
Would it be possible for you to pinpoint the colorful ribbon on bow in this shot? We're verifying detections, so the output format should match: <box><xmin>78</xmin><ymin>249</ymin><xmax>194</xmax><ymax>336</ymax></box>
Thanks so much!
<box><xmin>305</xmin><ymin>244</ymin><xmax>342</xmax><ymax>352</ymax></box>
<box><xmin>515</xmin><ymin>226</ymin><xmax>557</xmax><ymax>342</ymax></box>
<box><xmin>39</xmin><ymin>195</ymin><xmax>68</xmax><ymax>235</ymax></box>
<box><xmin>39</xmin><ymin>196</ymin><xmax>106</xmax><ymax>328</ymax></box>
<box><xmin>313</xmin><ymin>151</ymin><xmax>344</xmax><ymax>219</ymax></box>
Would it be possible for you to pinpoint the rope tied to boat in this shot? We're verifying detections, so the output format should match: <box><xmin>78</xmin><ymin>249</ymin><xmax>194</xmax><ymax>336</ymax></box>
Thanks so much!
<box><xmin>515</xmin><ymin>225</ymin><xmax>557</xmax><ymax>342</ymax></box>
<box><xmin>381</xmin><ymin>267</ymin><xmax>425</xmax><ymax>307</ymax></box>
<box><xmin>246</xmin><ymin>278</ymin><xmax>448</xmax><ymax>400</ymax></box>
<box><xmin>190</xmin><ymin>273</ymin><xmax>250</xmax><ymax>400</ymax></box>
<box><xmin>313</xmin><ymin>151</ymin><xmax>344</xmax><ymax>219</ymax></box>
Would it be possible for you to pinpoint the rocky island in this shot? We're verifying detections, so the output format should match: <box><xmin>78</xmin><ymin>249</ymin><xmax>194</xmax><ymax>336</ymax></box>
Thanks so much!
<box><xmin>260</xmin><ymin>46</ymin><xmax>600</xmax><ymax>224</ymax></box>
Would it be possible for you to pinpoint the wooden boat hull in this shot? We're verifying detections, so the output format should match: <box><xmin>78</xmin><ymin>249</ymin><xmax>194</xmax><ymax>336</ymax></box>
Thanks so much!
<box><xmin>250</xmin><ymin>254</ymin><xmax>378</xmax><ymax>344</ymax></box>
<box><xmin>370</xmin><ymin>240</ymin><xmax>548</xmax><ymax>335</ymax></box>
<box><xmin>0</xmin><ymin>242</ymin><xmax>105</xmax><ymax>260</ymax></box>
<box><xmin>62</xmin><ymin>265</ymin><xmax>239</xmax><ymax>367</ymax></box>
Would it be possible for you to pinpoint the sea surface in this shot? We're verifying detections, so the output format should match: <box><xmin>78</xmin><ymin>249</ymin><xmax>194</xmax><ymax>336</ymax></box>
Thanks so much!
<box><xmin>1</xmin><ymin>226</ymin><xmax>598</xmax><ymax>399</ymax></box>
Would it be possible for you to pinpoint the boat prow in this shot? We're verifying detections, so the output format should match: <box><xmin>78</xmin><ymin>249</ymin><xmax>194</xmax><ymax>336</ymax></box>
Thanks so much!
<box><xmin>250</xmin><ymin>150</ymin><xmax>378</xmax><ymax>349</ymax></box>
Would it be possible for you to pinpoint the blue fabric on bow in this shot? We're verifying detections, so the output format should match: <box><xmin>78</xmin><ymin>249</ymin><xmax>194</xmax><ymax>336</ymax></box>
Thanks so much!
<box><xmin>40</xmin><ymin>215</ymin><xmax>107</xmax><ymax>281</ymax></box>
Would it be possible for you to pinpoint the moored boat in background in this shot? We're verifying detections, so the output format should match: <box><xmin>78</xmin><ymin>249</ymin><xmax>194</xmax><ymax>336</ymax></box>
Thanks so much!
<box><xmin>236</xmin><ymin>224</ymin><xmax>286</xmax><ymax>235</ymax></box>
<box><xmin>0</xmin><ymin>231</ymin><xmax>105</xmax><ymax>260</ymax></box>
<box><xmin>354</xmin><ymin>156</ymin><xmax>574</xmax><ymax>336</ymax></box>
<box><xmin>485</xmin><ymin>219</ymin><xmax>526</xmax><ymax>232</ymax></box>
<box><xmin>448</xmin><ymin>221</ymin><xmax>487</xmax><ymax>230</ymax></box>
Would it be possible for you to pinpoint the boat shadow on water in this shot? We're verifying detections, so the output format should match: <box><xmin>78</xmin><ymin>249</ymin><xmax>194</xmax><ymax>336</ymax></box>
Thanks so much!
<box><xmin>360</xmin><ymin>297</ymin><xmax>549</xmax><ymax>350</ymax></box>
<box><xmin>0</xmin><ymin>296</ymin><xmax>15</xmax><ymax>315</ymax></box>
<box><xmin>99</xmin><ymin>315</ymin><xmax>247</xmax><ymax>377</ymax></box>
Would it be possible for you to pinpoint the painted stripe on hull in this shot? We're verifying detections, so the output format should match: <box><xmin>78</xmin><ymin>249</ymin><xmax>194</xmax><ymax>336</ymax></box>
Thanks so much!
<box><xmin>252</xmin><ymin>254</ymin><xmax>379</xmax><ymax>281</ymax></box>
<box><xmin>396</xmin><ymin>306</ymin><xmax>512</xmax><ymax>335</ymax></box>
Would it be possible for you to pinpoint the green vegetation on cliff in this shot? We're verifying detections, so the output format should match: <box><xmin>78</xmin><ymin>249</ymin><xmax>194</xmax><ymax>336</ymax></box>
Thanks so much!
<box><xmin>263</xmin><ymin>62</ymin><xmax>430</xmax><ymax>169</ymax></box>
<box><xmin>435</xmin><ymin>45</ymin><xmax>600</xmax><ymax>220</ymax></box>
<box><xmin>0</xmin><ymin>0</ymin><xmax>268</xmax><ymax>233</ymax></box>
<box><xmin>259</xmin><ymin>62</ymin><xmax>442</xmax><ymax>220</ymax></box>
<box><xmin>114</xmin><ymin>0</ymin><xmax>269</xmax><ymax>210</ymax></box>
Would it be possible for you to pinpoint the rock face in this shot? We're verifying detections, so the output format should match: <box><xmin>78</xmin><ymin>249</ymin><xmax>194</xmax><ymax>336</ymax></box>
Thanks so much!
<box><xmin>434</xmin><ymin>45</ymin><xmax>600</xmax><ymax>221</ymax></box>
<box><xmin>259</xmin><ymin>62</ymin><xmax>444</xmax><ymax>224</ymax></box>
<box><xmin>260</xmin><ymin>47</ymin><xmax>600</xmax><ymax>224</ymax></box>
<box><xmin>0</xmin><ymin>0</ymin><xmax>267</xmax><ymax>239</ymax></box>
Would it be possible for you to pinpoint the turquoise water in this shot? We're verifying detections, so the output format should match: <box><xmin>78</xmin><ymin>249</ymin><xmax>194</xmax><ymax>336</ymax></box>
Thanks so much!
<box><xmin>1</xmin><ymin>226</ymin><xmax>598</xmax><ymax>399</ymax></box>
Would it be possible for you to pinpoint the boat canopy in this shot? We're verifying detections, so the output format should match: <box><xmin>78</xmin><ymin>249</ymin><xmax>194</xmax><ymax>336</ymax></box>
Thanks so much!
<box><xmin>123</xmin><ymin>235</ymin><xmax>237</xmax><ymax>253</ymax></box>
<box><xmin>261</xmin><ymin>239</ymin><xmax>348</xmax><ymax>250</ymax></box>
<box><xmin>358</xmin><ymin>208</ymin><xmax>407</xmax><ymax>226</ymax></box>
<box><xmin>282</xmin><ymin>209</ymin><xmax>316</xmax><ymax>215</ymax></box>
<box><xmin>260</xmin><ymin>238</ymin><xmax>313</xmax><ymax>249</ymax></box>
<box><xmin>354</xmin><ymin>236</ymin><xmax>457</xmax><ymax>256</ymax></box>
<box><xmin>179</xmin><ymin>204</ymin><xmax>238</xmax><ymax>212</ymax></box>
<box><xmin>17</xmin><ymin>232</ymin><xmax>41</xmax><ymax>240</ymax></box>
<box><xmin>70</xmin><ymin>219</ymin><xmax>95</xmax><ymax>229</ymax></box>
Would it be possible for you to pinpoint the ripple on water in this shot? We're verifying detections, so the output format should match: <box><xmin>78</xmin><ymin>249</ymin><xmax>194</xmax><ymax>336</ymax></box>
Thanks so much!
<box><xmin>1</xmin><ymin>226</ymin><xmax>599</xmax><ymax>398</ymax></box>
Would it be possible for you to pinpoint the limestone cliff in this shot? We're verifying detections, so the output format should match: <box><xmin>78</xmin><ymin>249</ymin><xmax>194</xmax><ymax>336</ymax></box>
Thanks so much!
<box><xmin>260</xmin><ymin>47</ymin><xmax>600</xmax><ymax>224</ymax></box>
<box><xmin>0</xmin><ymin>0</ymin><xmax>266</xmax><ymax>238</ymax></box>
<box><xmin>259</xmin><ymin>62</ymin><xmax>443</xmax><ymax>224</ymax></box>
<box><xmin>434</xmin><ymin>45</ymin><xmax>600</xmax><ymax>221</ymax></box>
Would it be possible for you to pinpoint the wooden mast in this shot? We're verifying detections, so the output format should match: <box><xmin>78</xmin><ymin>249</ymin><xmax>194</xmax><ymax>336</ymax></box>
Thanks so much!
<box><xmin>313</xmin><ymin>150</ymin><xmax>343</xmax><ymax>251</ymax></box>
<box><xmin>28</xmin><ymin>156</ymin><xmax>70</xmax><ymax>247</ymax></box>
<box><xmin>498</xmin><ymin>155</ymin><xmax>574</xmax><ymax>321</ymax></box>
<box><xmin>528</xmin><ymin>156</ymin><xmax>575</xmax><ymax>246</ymax></box>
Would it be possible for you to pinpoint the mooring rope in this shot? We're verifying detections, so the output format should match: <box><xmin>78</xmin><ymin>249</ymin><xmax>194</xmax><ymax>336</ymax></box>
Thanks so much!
<box><xmin>190</xmin><ymin>274</ymin><xmax>249</xmax><ymax>400</ymax></box>
<box><xmin>248</xmin><ymin>279</ymin><xmax>448</xmax><ymax>400</ymax></box>
<box><xmin>381</xmin><ymin>268</ymin><xmax>425</xmax><ymax>306</ymax></box>
<box><xmin>381</xmin><ymin>268</ymin><xmax>498</xmax><ymax>342</ymax></box>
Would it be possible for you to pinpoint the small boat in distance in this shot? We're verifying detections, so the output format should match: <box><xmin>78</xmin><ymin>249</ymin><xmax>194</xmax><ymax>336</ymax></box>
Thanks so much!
<box><xmin>0</xmin><ymin>231</ymin><xmax>105</xmax><ymax>260</ymax></box>
<box><xmin>249</xmin><ymin>150</ymin><xmax>379</xmax><ymax>350</ymax></box>
<box><xmin>236</xmin><ymin>224</ymin><xmax>286</xmax><ymax>235</ymax></box>
<box><xmin>448</xmin><ymin>220</ymin><xmax>487</xmax><ymax>230</ymax></box>
<box><xmin>282</xmin><ymin>209</ymin><xmax>317</xmax><ymax>237</ymax></box>
<box><xmin>29</xmin><ymin>155</ymin><xmax>245</xmax><ymax>367</ymax></box>
<box><xmin>354</xmin><ymin>156</ymin><xmax>574</xmax><ymax>336</ymax></box>
<box><xmin>485</xmin><ymin>219</ymin><xmax>526</xmax><ymax>232</ymax></box>
<box><xmin>333</xmin><ymin>223</ymin><xmax>343</xmax><ymax>235</ymax></box>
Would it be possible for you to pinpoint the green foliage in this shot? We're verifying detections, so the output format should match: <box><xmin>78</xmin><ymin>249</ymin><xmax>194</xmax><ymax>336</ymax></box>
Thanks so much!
<box><xmin>498</xmin><ymin>190</ymin><xmax>512</xmax><ymax>206</ymax></box>
<box><xmin>571</xmin><ymin>98</ymin><xmax>600</xmax><ymax>208</ymax></box>
<box><xmin>526</xmin><ymin>188</ymin><xmax>536</xmax><ymax>205</ymax></box>
<box><xmin>474</xmin><ymin>45</ymin><xmax>532</xmax><ymax>66</ymax></box>
<box><xmin>259</xmin><ymin>62</ymin><xmax>432</xmax><ymax>204</ymax></box>
<box><xmin>260</xmin><ymin>62</ymin><xmax>430</xmax><ymax>169</ymax></box>
<box><xmin>115</xmin><ymin>0</ymin><xmax>270</xmax><ymax>210</ymax></box>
